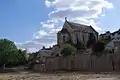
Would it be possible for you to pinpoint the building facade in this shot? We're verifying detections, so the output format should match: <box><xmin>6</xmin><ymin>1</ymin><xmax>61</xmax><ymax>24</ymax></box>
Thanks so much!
<box><xmin>57</xmin><ymin>19</ymin><xmax>98</xmax><ymax>47</ymax></box>
<box><xmin>105</xmin><ymin>29</ymin><xmax>120</xmax><ymax>50</ymax></box>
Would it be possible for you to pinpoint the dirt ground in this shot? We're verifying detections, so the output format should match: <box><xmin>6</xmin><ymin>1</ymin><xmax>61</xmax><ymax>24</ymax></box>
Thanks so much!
<box><xmin>0</xmin><ymin>72</ymin><xmax>120</xmax><ymax>80</ymax></box>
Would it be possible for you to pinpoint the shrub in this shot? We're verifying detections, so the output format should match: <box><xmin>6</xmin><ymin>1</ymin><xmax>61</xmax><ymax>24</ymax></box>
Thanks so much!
<box><xmin>92</xmin><ymin>41</ymin><xmax>105</xmax><ymax>56</ymax></box>
<box><xmin>61</xmin><ymin>44</ymin><xmax>76</xmax><ymax>57</ymax></box>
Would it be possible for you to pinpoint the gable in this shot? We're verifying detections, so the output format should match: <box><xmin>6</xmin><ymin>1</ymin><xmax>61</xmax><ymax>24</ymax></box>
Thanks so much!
<box><xmin>63</xmin><ymin>21</ymin><xmax>73</xmax><ymax>33</ymax></box>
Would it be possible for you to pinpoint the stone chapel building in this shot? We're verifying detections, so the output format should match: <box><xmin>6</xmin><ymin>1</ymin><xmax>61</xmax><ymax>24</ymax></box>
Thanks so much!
<box><xmin>57</xmin><ymin>18</ymin><xmax>98</xmax><ymax>48</ymax></box>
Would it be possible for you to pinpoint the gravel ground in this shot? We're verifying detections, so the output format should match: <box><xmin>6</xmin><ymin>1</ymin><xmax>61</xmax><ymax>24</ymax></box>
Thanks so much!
<box><xmin>0</xmin><ymin>72</ymin><xmax>120</xmax><ymax>80</ymax></box>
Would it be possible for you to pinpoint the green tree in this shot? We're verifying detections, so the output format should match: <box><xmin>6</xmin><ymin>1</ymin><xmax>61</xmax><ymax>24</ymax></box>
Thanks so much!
<box><xmin>61</xmin><ymin>44</ymin><xmax>76</xmax><ymax>57</ymax></box>
<box><xmin>92</xmin><ymin>41</ymin><xmax>105</xmax><ymax>56</ymax></box>
<box><xmin>0</xmin><ymin>39</ymin><xmax>19</xmax><ymax>68</ymax></box>
<box><xmin>18</xmin><ymin>49</ymin><xmax>29</xmax><ymax>65</ymax></box>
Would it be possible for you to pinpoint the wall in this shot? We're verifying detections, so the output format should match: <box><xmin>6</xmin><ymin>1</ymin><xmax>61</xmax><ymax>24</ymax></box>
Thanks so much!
<box><xmin>91</xmin><ymin>54</ymin><xmax>113</xmax><ymax>72</ymax></box>
<box><xmin>44</xmin><ymin>54</ymin><xmax>114</xmax><ymax>72</ymax></box>
<box><xmin>33</xmin><ymin>64</ymin><xmax>45</xmax><ymax>72</ymax></box>
<box><xmin>114</xmin><ymin>42</ymin><xmax>120</xmax><ymax>71</ymax></box>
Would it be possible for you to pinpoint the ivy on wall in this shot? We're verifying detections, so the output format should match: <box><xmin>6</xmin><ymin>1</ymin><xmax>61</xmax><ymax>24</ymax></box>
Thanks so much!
<box><xmin>87</xmin><ymin>33</ymin><xmax>96</xmax><ymax>48</ymax></box>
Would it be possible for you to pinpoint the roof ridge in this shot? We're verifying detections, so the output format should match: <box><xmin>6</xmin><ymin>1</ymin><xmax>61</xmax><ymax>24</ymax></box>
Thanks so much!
<box><xmin>67</xmin><ymin>21</ymin><xmax>89</xmax><ymax>27</ymax></box>
<box><xmin>66</xmin><ymin>21</ymin><xmax>98</xmax><ymax>34</ymax></box>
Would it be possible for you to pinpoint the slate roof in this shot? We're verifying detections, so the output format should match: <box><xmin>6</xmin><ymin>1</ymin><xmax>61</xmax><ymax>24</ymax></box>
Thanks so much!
<box><xmin>100</xmin><ymin>31</ymin><xmax>111</xmax><ymax>36</ymax></box>
<box><xmin>66</xmin><ymin>21</ymin><xmax>98</xmax><ymax>34</ymax></box>
<box><xmin>112</xmin><ymin>31</ymin><xmax>119</xmax><ymax>35</ymax></box>
<box><xmin>100</xmin><ymin>34</ymin><xmax>106</xmax><ymax>36</ymax></box>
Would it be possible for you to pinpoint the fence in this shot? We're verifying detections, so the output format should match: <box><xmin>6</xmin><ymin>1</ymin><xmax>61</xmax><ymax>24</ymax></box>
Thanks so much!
<box><xmin>41</xmin><ymin>54</ymin><xmax>114</xmax><ymax>72</ymax></box>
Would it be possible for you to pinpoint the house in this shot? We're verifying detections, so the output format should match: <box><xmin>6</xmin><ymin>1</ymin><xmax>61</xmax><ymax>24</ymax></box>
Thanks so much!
<box><xmin>57</xmin><ymin>18</ymin><xmax>98</xmax><ymax>48</ymax></box>
<box><xmin>105</xmin><ymin>29</ymin><xmax>120</xmax><ymax>51</ymax></box>
<box><xmin>111</xmin><ymin>29</ymin><xmax>120</xmax><ymax>39</ymax></box>
<box><xmin>99</xmin><ymin>31</ymin><xmax>111</xmax><ymax>40</ymax></box>
<box><xmin>114</xmin><ymin>41</ymin><xmax>120</xmax><ymax>52</ymax></box>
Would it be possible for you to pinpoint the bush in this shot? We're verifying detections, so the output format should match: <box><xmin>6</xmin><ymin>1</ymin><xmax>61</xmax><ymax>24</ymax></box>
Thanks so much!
<box><xmin>87</xmin><ymin>33</ymin><xmax>96</xmax><ymax>48</ymax></box>
<box><xmin>61</xmin><ymin>44</ymin><xmax>76</xmax><ymax>57</ymax></box>
<box><xmin>92</xmin><ymin>41</ymin><xmax>105</xmax><ymax>56</ymax></box>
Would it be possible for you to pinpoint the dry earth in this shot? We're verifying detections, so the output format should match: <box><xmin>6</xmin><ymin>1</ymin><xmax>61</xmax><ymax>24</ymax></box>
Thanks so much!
<box><xmin>0</xmin><ymin>72</ymin><xmax>120</xmax><ymax>80</ymax></box>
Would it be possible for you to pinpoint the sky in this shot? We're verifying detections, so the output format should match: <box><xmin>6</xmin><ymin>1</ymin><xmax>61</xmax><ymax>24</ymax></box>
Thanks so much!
<box><xmin>0</xmin><ymin>0</ymin><xmax>120</xmax><ymax>52</ymax></box>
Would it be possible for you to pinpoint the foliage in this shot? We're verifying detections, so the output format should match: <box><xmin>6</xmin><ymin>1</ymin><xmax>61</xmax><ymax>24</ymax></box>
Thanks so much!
<box><xmin>87</xmin><ymin>33</ymin><xmax>96</xmax><ymax>48</ymax></box>
<box><xmin>6</xmin><ymin>49</ymin><xmax>29</xmax><ymax>67</ymax></box>
<box><xmin>27</xmin><ymin>52</ymin><xmax>39</xmax><ymax>69</ymax></box>
<box><xmin>92</xmin><ymin>41</ymin><xmax>105</xmax><ymax>52</ymax></box>
<box><xmin>61</xmin><ymin>44</ymin><xmax>76</xmax><ymax>57</ymax></box>
<box><xmin>18</xmin><ymin>49</ymin><xmax>29</xmax><ymax>65</ymax></box>
<box><xmin>74</xmin><ymin>34</ymin><xmax>84</xmax><ymax>49</ymax></box>
<box><xmin>101</xmin><ymin>38</ymin><xmax>111</xmax><ymax>46</ymax></box>
<box><xmin>0</xmin><ymin>39</ymin><xmax>19</xmax><ymax>68</ymax></box>
<box><xmin>75</xmin><ymin>41</ymin><xmax>84</xmax><ymax>49</ymax></box>
<box><xmin>66</xmin><ymin>37</ymin><xmax>84</xmax><ymax>49</ymax></box>
<box><xmin>92</xmin><ymin>41</ymin><xmax>105</xmax><ymax>56</ymax></box>
<box><xmin>55</xmin><ymin>53</ymin><xmax>59</xmax><ymax>57</ymax></box>
<box><xmin>0</xmin><ymin>39</ymin><xmax>29</xmax><ymax>68</ymax></box>
<box><xmin>66</xmin><ymin>39</ymin><xmax>74</xmax><ymax>46</ymax></box>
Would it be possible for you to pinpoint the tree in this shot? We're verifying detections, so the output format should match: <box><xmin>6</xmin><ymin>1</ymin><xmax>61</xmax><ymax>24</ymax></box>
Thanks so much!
<box><xmin>92</xmin><ymin>41</ymin><xmax>105</xmax><ymax>56</ymax></box>
<box><xmin>75</xmin><ymin>35</ymin><xmax>82</xmax><ymax>49</ymax></box>
<box><xmin>61</xmin><ymin>44</ymin><xmax>76</xmax><ymax>57</ymax></box>
<box><xmin>18</xmin><ymin>49</ymin><xmax>29</xmax><ymax>65</ymax></box>
<box><xmin>87</xmin><ymin>33</ymin><xmax>96</xmax><ymax>48</ymax></box>
<box><xmin>28</xmin><ymin>51</ymin><xmax>39</xmax><ymax>69</ymax></box>
<box><xmin>0</xmin><ymin>39</ymin><xmax>19</xmax><ymax>68</ymax></box>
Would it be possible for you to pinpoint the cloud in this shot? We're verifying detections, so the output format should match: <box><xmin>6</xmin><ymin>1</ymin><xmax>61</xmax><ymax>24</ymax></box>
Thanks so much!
<box><xmin>46</xmin><ymin>0</ymin><xmax>113</xmax><ymax>10</ymax></box>
<box><xmin>45</xmin><ymin>0</ymin><xmax>52</xmax><ymax>7</ymax></box>
<box><xmin>47</xmin><ymin>0</ymin><xmax>113</xmax><ymax>19</ymax></box>
<box><xmin>33</xmin><ymin>30</ymin><xmax>48</xmax><ymax>39</ymax></box>
<box><xmin>49</xmin><ymin>9</ymin><xmax>98</xmax><ymax>20</ymax></box>
<box><xmin>17</xmin><ymin>34</ymin><xmax>57</xmax><ymax>53</ymax></box>
<box><xmin>17</xmin><ymin>20</ymin><xmax>62</xmax><ymax>52</ymax></box>
<box><xmin>17</xmin><ymin>0</ymin><xmax>113</xmax><ymax>52</ymax></box>
<box><xmin>45</xmin><ymin>0</ymin><xmax>113</xmax><ymax>32</ymax></box>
